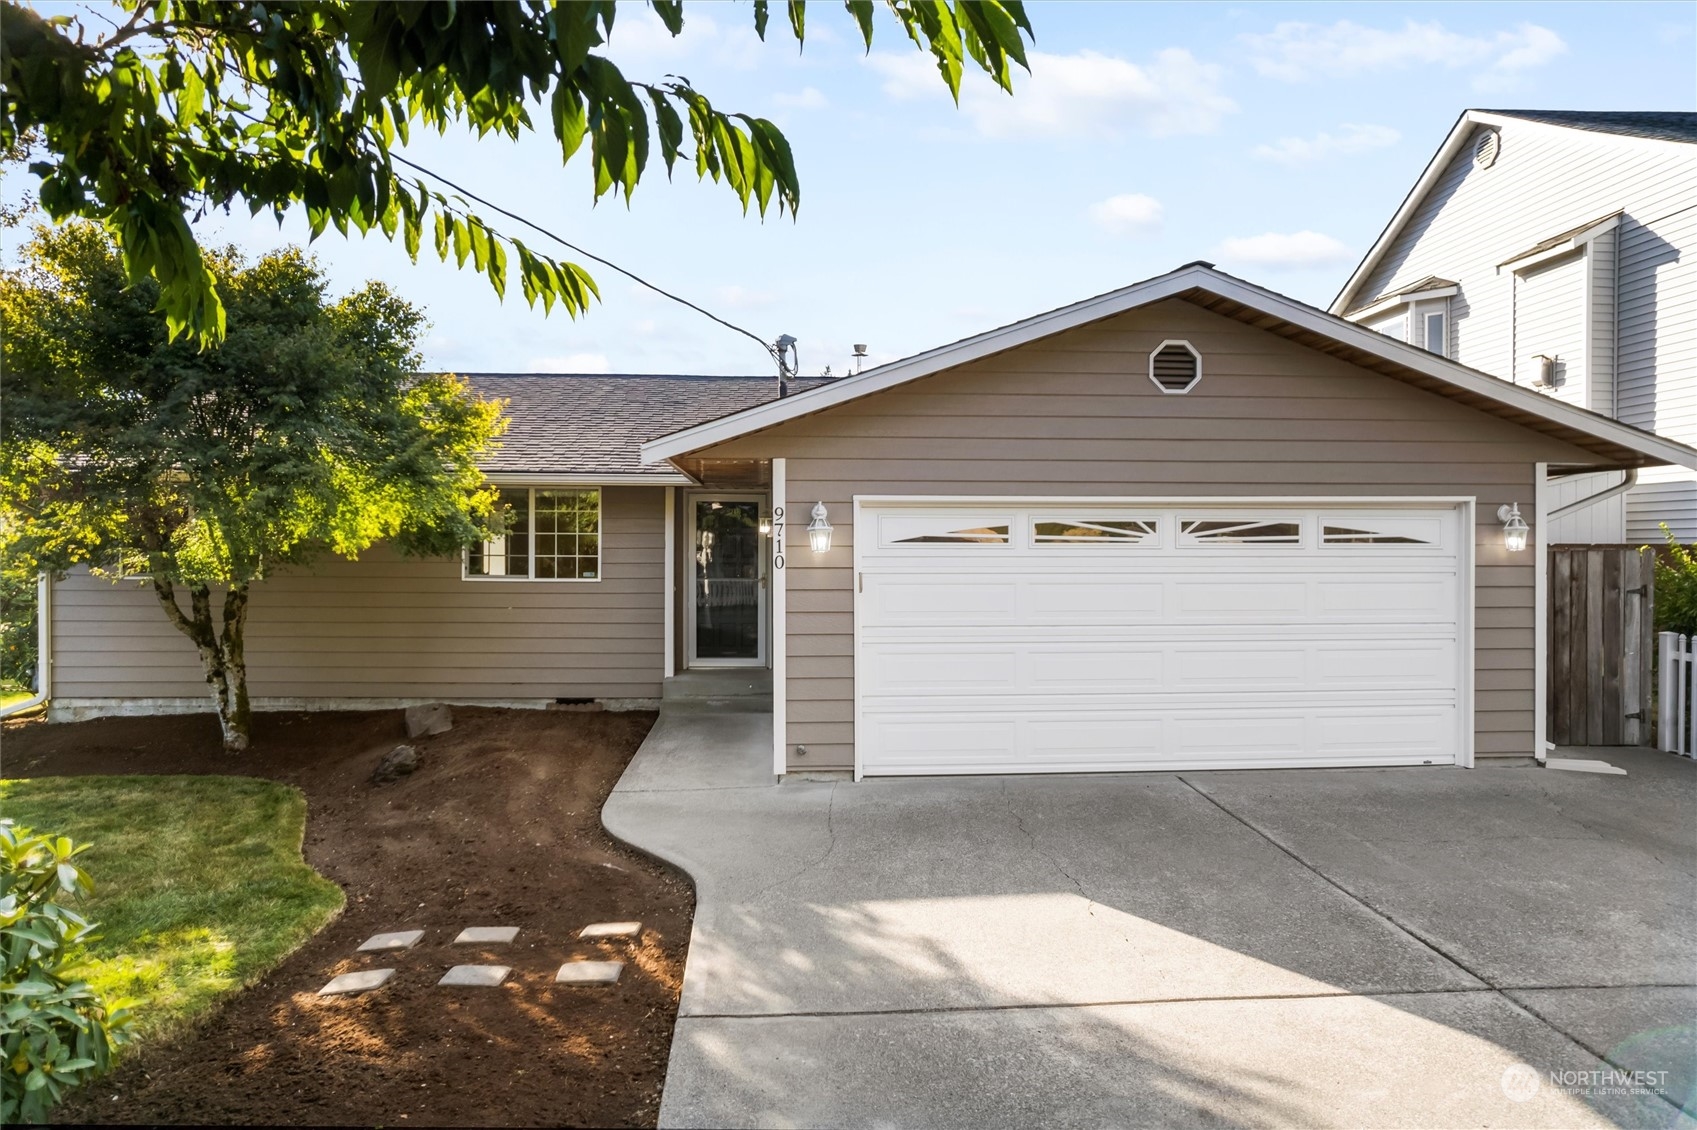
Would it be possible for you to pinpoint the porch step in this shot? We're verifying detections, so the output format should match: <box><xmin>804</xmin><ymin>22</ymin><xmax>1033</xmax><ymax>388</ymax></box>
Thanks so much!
<box><xmin>663</xmin><ymin>670</ymin><xmax>773</xmax><ymax>708</ymax></box>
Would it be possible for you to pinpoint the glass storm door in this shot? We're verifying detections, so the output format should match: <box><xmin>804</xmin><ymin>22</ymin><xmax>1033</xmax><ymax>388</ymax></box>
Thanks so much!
<box><xmin>689</xmin><ymin>496</ymin><xmax>766</xmax><ymax>667</ymax></box>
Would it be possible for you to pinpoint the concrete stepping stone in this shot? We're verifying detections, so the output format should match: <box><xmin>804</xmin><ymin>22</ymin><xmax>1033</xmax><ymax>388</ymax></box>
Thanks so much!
<box><xmin>555</xmin><ymin>961</ymin><xmax>624</xmax><ymax>985</ymax></box>
<box><xmin>579</xmin><ymin>920</ymin><xmax>642</xmax><ymax>940</ymax></box>
<box><xmin>438</xmin><ymin>964</ymin><xmax>511</xmax><ymax>987</ymax></box>
<box><xmin>319</xmin><ymin>968</ymin><xmax>395</xmax><ymax>995</ymax></box>
<box><xmin>357</xmin><ymin>929</ymin><xmax>425</xmax><ymax>953</ymax></box>
<box><xmin>453</xmin><ymin>926</ymin><xmax>519</xmax><ymax>945</ymax></box>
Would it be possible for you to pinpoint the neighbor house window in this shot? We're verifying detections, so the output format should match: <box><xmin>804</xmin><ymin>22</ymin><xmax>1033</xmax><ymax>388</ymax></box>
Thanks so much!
<box><xmin>466</xmin><ymin>487</ymin><xmax>600</xmax><ymax>580</ymax></box>
<box><xmin>1423</xmin><ymin>311</ymin><xmax>1448</xmax><ymax>358</ymax></box>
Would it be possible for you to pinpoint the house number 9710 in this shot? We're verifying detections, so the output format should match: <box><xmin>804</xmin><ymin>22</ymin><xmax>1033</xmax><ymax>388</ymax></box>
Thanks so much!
<box><xmin>772</xmin><ymin>505</ymin><xmax>785</xmax><ymax>570</ymax></box>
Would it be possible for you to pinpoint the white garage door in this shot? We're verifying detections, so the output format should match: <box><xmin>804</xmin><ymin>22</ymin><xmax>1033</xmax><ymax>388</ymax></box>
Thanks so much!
<box><xmin>855</xmin><ymin>502</ymin><xmax>1468</xmax><ymax>776</ymax></box>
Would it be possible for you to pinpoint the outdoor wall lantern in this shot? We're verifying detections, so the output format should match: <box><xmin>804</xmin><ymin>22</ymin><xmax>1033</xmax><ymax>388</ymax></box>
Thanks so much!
<box><xmin>807</xmin><ymin>501</ymin><xmax>834</xmax><ymax>554</ymax></box>
<box><xmin>1497</xmin><ymin>502</ymin><xmax>1530</xmax><ymax>552</ymax></box>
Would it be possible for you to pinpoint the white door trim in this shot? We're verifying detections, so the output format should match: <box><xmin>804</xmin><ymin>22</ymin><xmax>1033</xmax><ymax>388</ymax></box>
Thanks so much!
<box><xmin>771</xmin><ymin>460</ymin><xmax>789</xmax><ymax>777</ymax></box>
<box><xmin>1534</xmin><ymin>463</ymin><xmax>1550</xmax><ymax>763</ymax></box>
<box><xmin>852</xmin><ymin>495</ymin><xmax>1478</xmax><ymax>779</ymax></box>
<box><xmin>686</xmin><ymin>491</ymin><xmax>769</xmax><ymax>669</ymax></box>
<box><xmin>663</xmin><ymin>487</ymin><xmax>676</xmax><ymax>679</ymax></box>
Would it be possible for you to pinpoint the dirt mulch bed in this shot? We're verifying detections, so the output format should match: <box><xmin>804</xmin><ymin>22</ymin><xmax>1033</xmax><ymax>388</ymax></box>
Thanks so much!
<box><xmin>3</xmin><ymin>706</ymin><xmax>692</xmax><ymax>1128</ymax></box>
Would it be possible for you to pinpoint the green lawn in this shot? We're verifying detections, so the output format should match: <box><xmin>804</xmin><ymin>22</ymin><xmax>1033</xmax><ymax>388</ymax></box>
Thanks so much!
<box><xmin>1</xmin><ymin>685</ymin><xmax>36</xmax><ymax>709</ymax></box>
<box><xmin>0</xmin><ymin>775</ymin><xmax>344</xmax><ymax>1047</ymax></box>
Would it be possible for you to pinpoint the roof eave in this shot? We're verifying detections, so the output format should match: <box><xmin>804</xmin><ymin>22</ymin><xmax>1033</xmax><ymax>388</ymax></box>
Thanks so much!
<box><xmin>642</xmin><ymin>266</ymin><xmax>1697</xmax><ymax>474</ymax></box>
<box><xmin>483</xmin><ymin>470</ymin><xmax>698</xmax><ymax>486</ymax></box>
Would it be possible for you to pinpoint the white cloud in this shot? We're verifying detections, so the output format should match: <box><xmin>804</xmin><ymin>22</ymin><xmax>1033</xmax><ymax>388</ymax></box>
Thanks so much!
<box><xmin>1087</xmin><ymin>193</ymin><xmax>1164</xmax><ymax>237</ymax></box>
<box><xmin>1216</xmin><ymin>231</ymin><xmax>1354</xmax><ymax>271</ymax></box>
<box><xmin>1242</xmin><ymin>19</ymin><xmax>1567</xmax><ymax>90</ymax></box>
<box><xmin>525</xmin><ymin>352</ymin><xmax>610</xmax><ymax>373</ymax></box>
<box><xmin>774</xmin><ymin>86</ymin><xmax>828</xmax><ymax>110</ymax></box>
<box><xmin>601</xmin><ymin>9</ymin><xmax>765</xmax><ymax>72</ymax></box>
<box><xmin>868</xmin><ymin>47</ymin><xmax>1235</xmax><ymax>139</ymax></box>
<box><xmin>714</xmin><ymin>285</ymin><xmax>777</xmax><ymax>309</ymax></box>
<box><xmin>1253</xmin><ymin>123</ymin><xmax>1400</xmax><ymax>165</ymax></box>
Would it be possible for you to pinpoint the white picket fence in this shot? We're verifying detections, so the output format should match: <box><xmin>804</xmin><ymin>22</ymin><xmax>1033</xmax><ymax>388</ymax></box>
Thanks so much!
<box><xmin>1661</xmin><ymin>632</ymin><xmax>1696</xmax><ymax>758</ymax></box>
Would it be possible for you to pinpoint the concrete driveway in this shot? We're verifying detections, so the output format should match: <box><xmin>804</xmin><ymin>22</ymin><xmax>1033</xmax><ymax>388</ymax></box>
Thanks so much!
<box><xmin>604</xmin><ymin>710</ymin><xmax>1697</xmax><ymax>1129</ymax></box>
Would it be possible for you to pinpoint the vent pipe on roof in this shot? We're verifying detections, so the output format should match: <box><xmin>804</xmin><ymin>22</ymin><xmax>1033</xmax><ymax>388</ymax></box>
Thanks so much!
<box><xmin>850</xmin><ymin>344</ymin><xmax>868</xmax><ymax>376</ymax></box>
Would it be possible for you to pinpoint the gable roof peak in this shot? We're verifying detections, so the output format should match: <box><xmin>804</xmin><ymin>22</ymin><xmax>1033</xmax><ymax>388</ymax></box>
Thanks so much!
<box><xmin>641</xmin><ymin>262</ymin><xmax>1696</xmax><ymax>475</ymax></box>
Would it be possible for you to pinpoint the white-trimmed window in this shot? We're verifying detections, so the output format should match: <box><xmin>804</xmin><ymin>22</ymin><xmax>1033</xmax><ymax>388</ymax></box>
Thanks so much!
<box><xmin>1366</xmin><ymin>311</ymin><xmax>1408</xmax><ymax>343</ymax></box>
<box><xmin>466</xmin><ymin>487</ymin><xmax>601</xmax><ymax>580</ymax></box>
<box><xmin>1422</xmin><ymin>310</ymin><xmax>1447</xmax><ymax>357</ymax></box>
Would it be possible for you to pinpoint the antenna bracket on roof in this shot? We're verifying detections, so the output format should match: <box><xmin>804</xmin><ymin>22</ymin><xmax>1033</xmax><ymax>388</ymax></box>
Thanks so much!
<box><xmin>772</xmin><ymin>334</ymin><xmax>799</xmax><ymax>398</ymax></box>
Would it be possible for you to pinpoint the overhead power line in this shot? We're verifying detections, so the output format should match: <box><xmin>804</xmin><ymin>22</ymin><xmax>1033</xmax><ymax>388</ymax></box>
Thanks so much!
<box><xmin>390</xmin><ymin>152</ymin><xmax>777</xmax><ymax>365</ymax></box>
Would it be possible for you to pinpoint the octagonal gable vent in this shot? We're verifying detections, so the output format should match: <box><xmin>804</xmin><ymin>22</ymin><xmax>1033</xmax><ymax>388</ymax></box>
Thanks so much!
<box><xmin>1149</xmin><ymin>340</ymin><xmax>1201</xmax><ymax>394</ymax></box>
<box><xmin>1473</xmin><ymin>128</ymin><xmax>1501</xmax><ymax>170</ymax></box>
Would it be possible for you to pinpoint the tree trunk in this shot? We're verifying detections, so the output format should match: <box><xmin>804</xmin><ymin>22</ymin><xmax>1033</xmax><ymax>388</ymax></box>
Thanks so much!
<box><xmin>152</xmin><ymin>577</ymin><xmax>252</xmax><ymax>752</ymax></box>
<box><xmin>220</xmin><ymin>585</ymin><xmax>252</xmax><ymax>749</ymax></box>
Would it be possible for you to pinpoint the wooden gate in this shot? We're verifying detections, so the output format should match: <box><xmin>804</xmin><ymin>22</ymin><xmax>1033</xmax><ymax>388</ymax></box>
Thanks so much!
<box><xmin>1549</xmin><ymin>546</ymin><xmax>1656</xmax><ymax>746</ymax></box>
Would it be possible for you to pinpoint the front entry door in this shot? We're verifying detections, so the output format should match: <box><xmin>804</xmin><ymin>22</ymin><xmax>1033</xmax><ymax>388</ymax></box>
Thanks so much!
<box><xmin>689</xmin><ymin>495</ymin><xmax>767</xmax><ymax>667</ymax></box>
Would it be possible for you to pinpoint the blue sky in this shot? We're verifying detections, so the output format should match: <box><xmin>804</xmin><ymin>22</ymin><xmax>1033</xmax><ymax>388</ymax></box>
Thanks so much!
<box><xmin>11</xmin><ymin>2</ymin><xmax>1697</xmax><ymax>376</ymax></box>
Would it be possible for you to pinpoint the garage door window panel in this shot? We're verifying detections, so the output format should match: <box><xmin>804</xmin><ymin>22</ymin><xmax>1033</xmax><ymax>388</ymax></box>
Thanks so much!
<box><xmin>879</xmin><ymin>513</ymin><xmax>1013</xmax><ymax>547</ymax></box>
<box><xmin>1179</xmin><ymin>518</ymin><xmax>1304</xmax><ymax>546</ymax></box>
<box><xmin>1032</xmin><ymin>517</ymin><xmax>1160</xmax><ymax>544</ymax></box>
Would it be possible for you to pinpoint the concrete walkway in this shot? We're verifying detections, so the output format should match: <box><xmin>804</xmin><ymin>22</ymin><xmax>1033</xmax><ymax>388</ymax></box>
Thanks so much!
<box><xmin>604</xmin><ymin>704</ymin><xmax>1697</xmax><ymax>1129</ymax></box>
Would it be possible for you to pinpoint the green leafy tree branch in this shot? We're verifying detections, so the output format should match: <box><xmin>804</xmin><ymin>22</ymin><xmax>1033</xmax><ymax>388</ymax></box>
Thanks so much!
<box><xmin>2</xmin><ymin>1</ymin><xmax>1033</xmax><ymax>345</ymax></box>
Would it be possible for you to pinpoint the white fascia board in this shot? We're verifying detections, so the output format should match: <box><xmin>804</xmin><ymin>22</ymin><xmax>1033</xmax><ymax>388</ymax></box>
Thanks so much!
<box><xmin>487</xmin><ymin>471</ymin><xmax>696</xmax><ymax>486</ymax></box>
<box><xmin>644</xmin><ymin>265</ymin><xmax>1697</xmax><ymax>473</ymax></box>
<box><xmin>643</xmin><ymin>265</ymin><xmax>1212</xmax><ymax>463</ymax></box>
<box><xmin>1498</xmin><ymin>213</ymin><xmax>1622</xmax><ymax>274</ymax></box>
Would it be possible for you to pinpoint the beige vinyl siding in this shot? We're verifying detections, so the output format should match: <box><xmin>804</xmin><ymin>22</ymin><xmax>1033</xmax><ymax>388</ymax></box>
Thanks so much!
<box><xmin>699</xmin><ymin>299</ymin><xmax>1604</xmax><ymax>771</ymax></box>
<box><xmin>51</xmin><ymin>485</ymin><xmax>666</xmax><ymax>705</ymax></box>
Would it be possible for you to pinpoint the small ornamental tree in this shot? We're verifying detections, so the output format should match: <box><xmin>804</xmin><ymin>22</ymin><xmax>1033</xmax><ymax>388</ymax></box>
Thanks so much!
<box><xmin>0</xmin><ymin>221</ymin><xmax>505</xmax><ymax>750</ymax></box>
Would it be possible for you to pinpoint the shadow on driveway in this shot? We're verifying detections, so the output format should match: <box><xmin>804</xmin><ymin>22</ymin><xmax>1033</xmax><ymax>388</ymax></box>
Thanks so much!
<box><xmin>605</xmin><ymin>717</ymin><xmax>1696</xmax><ymax>1129</ymax></box>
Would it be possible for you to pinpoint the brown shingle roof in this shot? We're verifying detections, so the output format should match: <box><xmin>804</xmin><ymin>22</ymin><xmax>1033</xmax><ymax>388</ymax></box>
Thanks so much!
<box><xmin>456</xmin><ymin>372</ymin><xmax>823</xmax><ymax>476</ymax></box>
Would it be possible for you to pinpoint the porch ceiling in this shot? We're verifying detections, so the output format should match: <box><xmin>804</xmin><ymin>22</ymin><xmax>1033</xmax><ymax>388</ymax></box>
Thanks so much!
<box><xmin>679</xmin><ymin>457</ymin><xmax>770</xmax><ymax>488</ymax></box>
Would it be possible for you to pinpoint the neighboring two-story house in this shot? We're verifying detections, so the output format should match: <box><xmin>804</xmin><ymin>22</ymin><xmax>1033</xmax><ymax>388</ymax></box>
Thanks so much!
<box><xmin>1332</xmin><ymin>110</ymin><xmax>1696</xmax><ymax>543</ymax></box>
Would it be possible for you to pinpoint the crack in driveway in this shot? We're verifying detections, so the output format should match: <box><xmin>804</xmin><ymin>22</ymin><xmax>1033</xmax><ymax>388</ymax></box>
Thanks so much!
<box><xmin>998</xmin><ymin>780</ymin><xmax>1140</xmax><ymax>950</ymax></box>
<box><xmin>745</xmin><ymin>782</ymin><xmax>839</xmax><ymax>902</ymax></box>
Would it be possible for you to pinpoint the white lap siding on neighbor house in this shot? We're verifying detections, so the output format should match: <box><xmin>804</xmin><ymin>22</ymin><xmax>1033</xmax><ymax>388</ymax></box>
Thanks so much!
<box><xmin>49</xmin><ymin>485</ymin><xmax>666</xmax><ymax>714</ymax></box>
<box><xmin>698</xmin><ymin>298</ymin><xmax>1609</xmax><ymax>772</ymax></box>
<box><xmin>1348</xmin><ymin>117</ymin><xmax>1697</xmax><ymax>540</ymax></box>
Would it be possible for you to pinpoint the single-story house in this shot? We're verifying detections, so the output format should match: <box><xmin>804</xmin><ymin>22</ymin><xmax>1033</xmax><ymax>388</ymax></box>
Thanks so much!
<box><xmin>46</xmin><ymin>264</ymin><xmax>1697</xmax><ymax>778</ymax></box>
